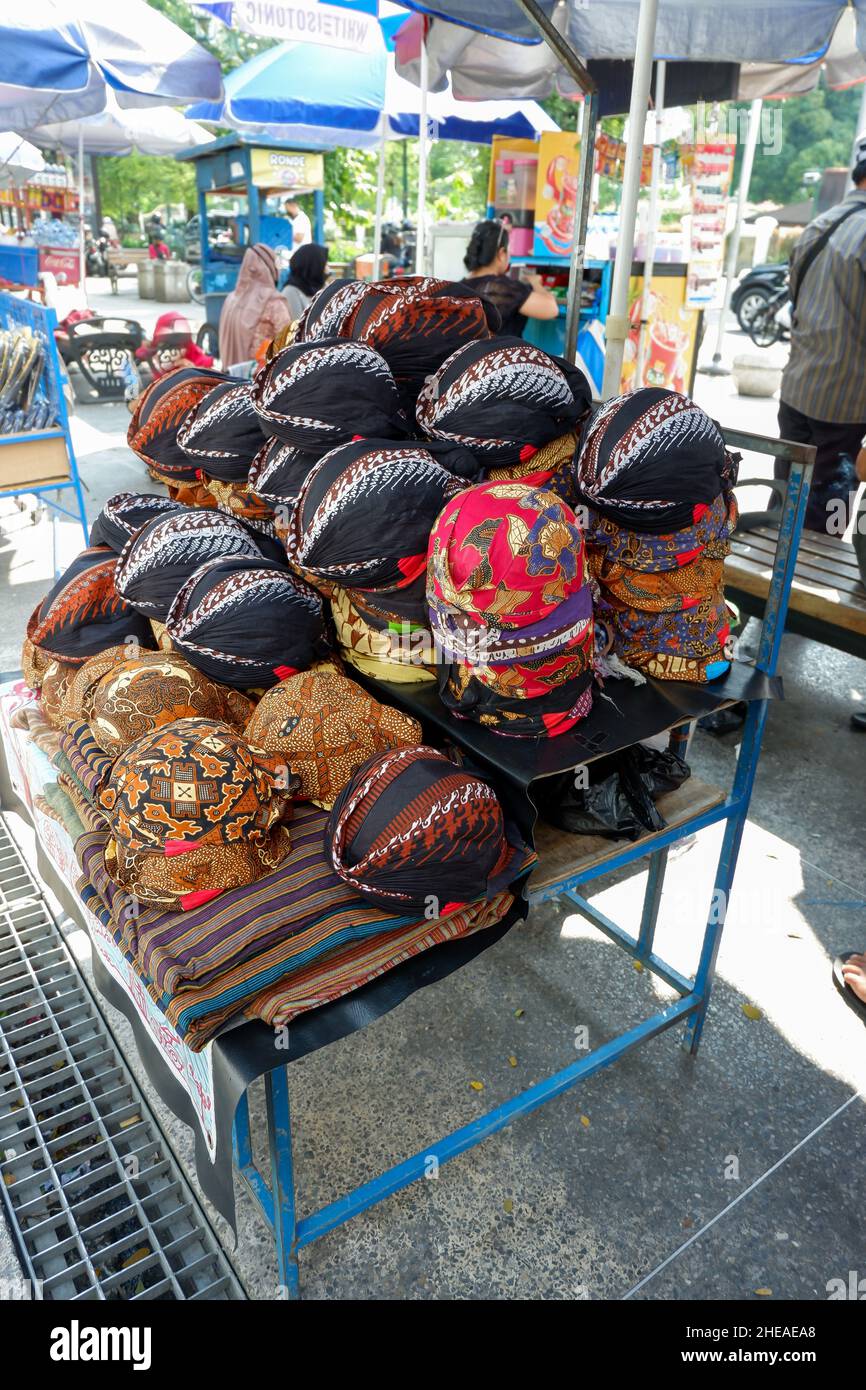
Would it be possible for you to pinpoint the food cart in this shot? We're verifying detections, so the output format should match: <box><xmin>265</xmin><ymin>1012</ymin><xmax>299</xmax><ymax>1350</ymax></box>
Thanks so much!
<box><xmin>176</xmin><ymin>134</ymin><xmax>326</xmax><ymax>352</ymax></box>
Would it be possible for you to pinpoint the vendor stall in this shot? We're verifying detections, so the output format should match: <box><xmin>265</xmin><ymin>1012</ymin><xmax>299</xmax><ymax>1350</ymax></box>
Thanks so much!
<box><xmin>177</xmin><ymin>135</ymin><xmax>326</xmax><ymax>349</ymax></box>
<box><xmin>0</xmin><ymin>268</ymin><xmax>813</xmax><ymax>1296</ymax></box>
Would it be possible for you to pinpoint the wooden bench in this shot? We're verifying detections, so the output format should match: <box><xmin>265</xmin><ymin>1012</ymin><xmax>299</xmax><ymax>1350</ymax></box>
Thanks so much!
<box><xmin>726</xmin><ymin>524</ymin><xmax>866</xmax><ymax>661</ymax></box>
<box><xmin>106</xmin><ymin>247</ymin><xmax>150</xmax><ymax>294</ymax></box>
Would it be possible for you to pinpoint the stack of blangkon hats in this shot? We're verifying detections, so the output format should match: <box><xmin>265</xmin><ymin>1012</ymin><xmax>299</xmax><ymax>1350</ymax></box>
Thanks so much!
<box><xmin>574</xmin><ymin>388</ymin><xmax>738</xmax><ymax>683</ymax></box>
<box><xmin>427</xmin><ymin>481</ymin><xmax>595</xmax><ymax>736</ymax></box>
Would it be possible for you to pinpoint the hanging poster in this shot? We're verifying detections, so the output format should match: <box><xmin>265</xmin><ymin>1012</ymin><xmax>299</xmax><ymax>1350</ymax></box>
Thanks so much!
<box><xmin>681</xmin><ymin>138</ymin><xmax>735</xmax><ymax>308</ymax></box>
<box><xmin>620</xmin><ymin>268</ymin><xmax>701</xmax><ymax>394</ymax></box>
<box><xmin>533</xmin><ymin>131</ymin><xmax>581</xmax><ymax>257</ymax></box>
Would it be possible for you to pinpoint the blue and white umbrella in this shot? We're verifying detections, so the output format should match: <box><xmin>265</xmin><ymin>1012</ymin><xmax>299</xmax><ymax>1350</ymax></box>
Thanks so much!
<box><xmin>186</xmin><ymin>41</ymin><xmax>557</xmax><ymax>148</ymax></box>
<box><xmin>0</xmin><ymin>0</ymin><xmax>223</xmax><ymax>131</ymax></box>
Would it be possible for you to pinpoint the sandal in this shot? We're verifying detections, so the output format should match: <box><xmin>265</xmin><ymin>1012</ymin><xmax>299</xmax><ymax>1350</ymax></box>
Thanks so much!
<box><xmin>833</xmin><ymin>951</ymin><xmax>866</xmax><ymax>1026</ymax></box>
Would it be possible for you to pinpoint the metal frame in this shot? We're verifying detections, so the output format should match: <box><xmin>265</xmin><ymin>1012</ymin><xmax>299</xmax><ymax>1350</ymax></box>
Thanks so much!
<box><xmin>234</xmin><ymin>430</ymin><xmax>813</xmax><ymax>1298</ymax></box>
<box><xmin>0</xmin><ymin>292</ymin><xmax>89</xmax><ymax>558</ymax></box>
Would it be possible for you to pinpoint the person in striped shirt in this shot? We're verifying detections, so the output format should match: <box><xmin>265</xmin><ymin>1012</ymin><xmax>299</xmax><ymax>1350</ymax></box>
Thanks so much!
<box><xmin>777</xmin><ymin>136</ymin><xmax>866</xmax><ymax>535</ymax></box>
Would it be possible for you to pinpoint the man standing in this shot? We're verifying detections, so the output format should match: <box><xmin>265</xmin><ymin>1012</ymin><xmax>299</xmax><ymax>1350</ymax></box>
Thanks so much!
<box><xmin>777</xmin><ymin>135</ymin><xmax>866</xmax><ymax>533</ymax></box>
<box><xmin>284</xmin><ymin>197</ymin><xmax>312</xmax><ymax>248</ymax></box>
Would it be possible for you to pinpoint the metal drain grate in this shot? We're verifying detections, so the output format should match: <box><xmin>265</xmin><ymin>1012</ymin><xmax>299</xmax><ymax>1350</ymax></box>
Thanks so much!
<box><xmin>0</xmin><ymin>815</ymin><xmax>245</xmax><ymax>1300</ymax></box>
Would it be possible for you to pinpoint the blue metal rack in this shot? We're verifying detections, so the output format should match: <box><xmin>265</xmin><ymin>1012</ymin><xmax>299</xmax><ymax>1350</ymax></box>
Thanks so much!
<box><xmin>232</xmin><ymin>426</ymin><xmax>815</xmax><ymax>1299</ymax></box>
<box><xmin>0</xmin><ymin>292</ymin><xmax>88</xmax><ymax>563</ymax></box>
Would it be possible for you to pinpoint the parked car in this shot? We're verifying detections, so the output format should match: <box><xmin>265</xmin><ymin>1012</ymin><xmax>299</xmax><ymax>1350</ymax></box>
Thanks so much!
<box><xmin>731</xmin><ymin>262</ymin><xmax>789</xmax><ymax>332</ymax></box>
<box><xmin>183</xmin><ymin>212</ymin><xmax>236</xmax><ymax>264</ymax></box>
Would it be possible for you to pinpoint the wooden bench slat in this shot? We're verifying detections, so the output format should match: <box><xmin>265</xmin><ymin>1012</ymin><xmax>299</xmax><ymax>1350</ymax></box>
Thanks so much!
<box><xmin>531</xmin><ymin>778</ymin><xmax>725</xmax><ymax>891</ymax></box>
<box><xmin>725</xmin><ymin>556</ymin><xmax>866</xmax><ymax>635</ymax></box>
<box><xmin>744</xmin><ymin>531</ymin><xmax>863</xmax><ymax>582</ymax></box>
<box><xmin>750</xmin><ymin>524</ymin><xmax>862</xmax><ymax>565</ymax></box>
<box><xmin>728</xmin><ymin>541</ymin><xmax>866</xmax><ymax>596</ymax></box>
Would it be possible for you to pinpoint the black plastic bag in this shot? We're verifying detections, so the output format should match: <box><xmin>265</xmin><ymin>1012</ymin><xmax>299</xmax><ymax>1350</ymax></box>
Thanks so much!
<box><xmin>533</xmin><ymin>744</ymin><xmax>691</xmax><ymax>841</ymax></box>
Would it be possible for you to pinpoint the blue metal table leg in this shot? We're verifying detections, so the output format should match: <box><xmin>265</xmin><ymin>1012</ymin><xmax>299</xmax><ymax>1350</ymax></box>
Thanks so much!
<box><xmin>637</xmin><ymin>848</ymin><xmax>667</xmax><ymax>960</ymax></box>
<box><xmin>682</xmin><ymin>697</ymin><xmax>769</xmax><ymax>1054</ymax></box>
<box><xmin>233</xmin><ymin>1090</ymin><xmax>252</xmax><ymax>1170</ymax></box>
<box><xmin>668</xmin><ymin>721</ymin><xmax>691</xmax><ymax>760</ymax></box>
<box><xmin>265</xmin><ymin>1066</ymin><xmax>300</xmax><ymax>1299</ymax></box>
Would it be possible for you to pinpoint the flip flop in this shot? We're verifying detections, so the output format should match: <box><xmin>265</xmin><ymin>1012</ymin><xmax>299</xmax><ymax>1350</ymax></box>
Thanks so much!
<box><xmin>833</xmin><ymin>951</ymin><xmax>866</xmax><ymax>1026</ymax></box>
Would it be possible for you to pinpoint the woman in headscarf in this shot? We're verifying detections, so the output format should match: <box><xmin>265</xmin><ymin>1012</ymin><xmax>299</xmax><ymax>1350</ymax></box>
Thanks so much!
<box><xmin>218</xmin><ymin>244</ymin><xmax>291</xmax><ymax>369</ymax></box>
<box><xmin>282</xmin><ymin>243</ymin><xmax>329</xmax><ymax>323</ymax></box>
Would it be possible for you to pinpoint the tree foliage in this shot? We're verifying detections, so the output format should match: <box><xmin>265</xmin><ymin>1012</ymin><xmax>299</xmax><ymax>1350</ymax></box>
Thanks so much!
<box><xmin>731</xmin><ymin>84</ymin><xmax>862</xmax><ymax>206</ymax></box>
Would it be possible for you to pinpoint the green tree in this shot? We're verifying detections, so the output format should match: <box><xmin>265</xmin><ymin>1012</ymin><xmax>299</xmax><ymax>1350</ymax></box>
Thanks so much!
<box><xmin>727</xmin><ymin>83</ymin><xmax>861</xmax><ymax>205</ymax></box>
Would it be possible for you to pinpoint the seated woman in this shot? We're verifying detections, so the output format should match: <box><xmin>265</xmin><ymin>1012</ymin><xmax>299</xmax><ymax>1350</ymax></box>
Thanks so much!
<box><xmin>461</xmin><ymin>219</ymin><xmax>559</xmax><ymax>337</ymax></box>
<box><xmin>282</xmin><ymin>242</ymin><xmax>329</xmax><ymax>323</ymax></box>
<box><xmin>218</xmin><ymin>243</ymin><xmax>291</xmax><ymax>369</ymax></box>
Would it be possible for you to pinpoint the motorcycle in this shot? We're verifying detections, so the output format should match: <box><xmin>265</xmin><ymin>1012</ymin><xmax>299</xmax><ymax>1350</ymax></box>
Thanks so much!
<box><xmin>748</xmin><ymin>282</ymin><xmax>792</xmax><ymax>348</ymax></box>
<box><xmin>84</xmin><ymin>233</ymin><xmax>110</xmax><ymax>278</ymax></box>
<box><xmin>732</xmin><ymin>262</ymin><xmax>788</xmax><ymax>333</ymax></box>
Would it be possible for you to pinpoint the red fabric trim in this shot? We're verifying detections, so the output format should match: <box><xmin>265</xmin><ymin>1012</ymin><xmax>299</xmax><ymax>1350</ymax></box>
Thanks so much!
<box><xmin>396</xmin><ymin>552</ymin><xmax>427</xmax><ymax>585</ymax></box>
<box><xmin>273</xmin><ymin>665</ymin><xmax>299</xmax><ymax>681</ymax></box>
<box><xmin>165</xmin><ymin>839</ymin><xmax>195</xmax><ymax>857</ymax></box>
<box><xmin>675</xmin><ymin>546</ymin><xmax>703</xmax><ymax>567</ymax></box>
<box><xmin>519</xmin><ymin>444</ymin><xmax>538</xmax><ymax>463</ymax></box>
<box><xmin>179</xmin><ymin>888</ymin><xmax>222</xmax><ymax>911</ymax></box>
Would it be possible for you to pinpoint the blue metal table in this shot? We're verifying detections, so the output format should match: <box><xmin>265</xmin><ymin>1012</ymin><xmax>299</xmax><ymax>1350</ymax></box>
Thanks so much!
<box><xmin>230</xmin><ymin>426</ymin><xmax>814</xmax><ymax>1299</ymax></box>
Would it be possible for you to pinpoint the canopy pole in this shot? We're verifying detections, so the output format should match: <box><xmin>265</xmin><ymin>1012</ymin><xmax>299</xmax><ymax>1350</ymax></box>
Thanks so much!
<box><xmin>513</xmin><ymin>0</ymin><xmax>597</xmax><ymax>364</ymax></box>
<box><xmin>78</xmin><ymin>124</ymin><xmax>86</xmax><ymax>295</ymax></box>
<box><xmin>851</xmin><ymin>83</ymin><xmax>866</xmax><ymax>164</ymax></box>
<box><xmin>634</xmin><ymin>58</ymin><xmax>666</xmax><ymax>388</ymax></box>
<box><xmin>702</xmin><ymin>97</ymin><xmax>762</xmax><ymax>376</ymax></box>
<box><xmin>372</xmin><ymin>124</ymin><xmax>387</xmax><ymax>281</ymax></box>
<box><xmin>602</xmin><ymin>0</ymin><xmax>659</xmax><ymax>398</ymax></box>
<box><xmin>415</xmin><ymin>34</ymin><xmax>429</xmax><ymax>274</ymax></box>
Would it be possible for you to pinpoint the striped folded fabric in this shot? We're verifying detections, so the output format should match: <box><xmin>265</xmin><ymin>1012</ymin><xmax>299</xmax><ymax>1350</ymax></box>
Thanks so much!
<box><xmin>59</xmin><ymin>720</ymin><xmax>114</xmax><ymax>801</ymax></box>
<box><xmin>247</xmin><ymin>890</ymin><xmax>512</xmax><ymax>1029</ymax></box>
<box><xmin>73</xmin><ymin>803</ymin><xmax>528</xmax><ymax>1051</ymax></box>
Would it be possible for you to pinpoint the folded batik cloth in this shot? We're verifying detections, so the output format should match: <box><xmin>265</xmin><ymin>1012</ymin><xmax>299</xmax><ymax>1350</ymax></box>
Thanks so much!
<box><xmin>593</xmin><ymin>588</ymin><xmax>733</xmax><ymax>684</ymax></box>
<box><xmin>50</xmin><ymin>645</ymin><xmax>130</xmax><ymax>729</ymax></box>
<box><xmin>75</xmin><ymin>801</ymin><xmax>524</xmax><ymax>1050</ymax></box>
<box><xmin>247</xmin><ymin>435</ymin><xmax>321</xmax><ymax>511</ymax></box>
<box><xmin>127</xmin><ymin>366</ymin><xmax>230</xmax><ymax>479</ymax></box>
<box><xmin>583</xmin><ymin>490</ymin><xmax>737</xmax><ymax>571</ymax></box>
<box><xmin>114</xmin><ymin>510</ymin><xmax>285</xmax><ymax>622</ymax></box>
<box><xmin>251</xmin><ymin>338</ymin><xmax>410</xmax><ymax>451</ymax></box>
<box><xmin>330</xmin><ymin>585</ymin><xmax>435</xmax><ymax>683</ymax></box>
<box><xmin>88</xmin><ymin>652</ymin><xmax>254</xmax><ymax>756</ymax></box>
<box><xmin>89</xmin><ymin>492</ymin><xmax>183</xmax><ymax>554</ymax></box>
<box><xmin>38</xmin><ymin>659</ymin><xmax>77</xmax><ymax>730</ymax></box>
<box><xmin>294</xmin><ymin>277</ymin><xmax>370</xmax><ymax>342</ymax></box>
<box><xmin>163</xmin><ymin>476</ymin><xmax>218</xmax><ymax>510</ymax></box>
<box><xmin>98</xmin><ymin>719</ymin><xmax>295</xmax><ymax>908</ymax></box>
<box><xmin>427</xmin><ymin>480</ymin><xmax>594</xmax><ymax>736</ymax></box>
<box><xmin>331</xmin><ymin>275</ymin><xmax>498</xmax><ymax>415</ymax></box>
<box><xmin>487</xmin><ymin>428</ymin><xmax>580</xmax><ymax>500</ymax></box>
<box><xmin>417</xmin><ymin>337</ymin><xmax>590</xmax><ymax>470</ymax></box>
<box><xmin>198</xmin><ymin>475</ymin><xmax>277</xmax><ymax>528</ymax></box>
<box><xmin>328</xmin><ymin>745</ymin><xmax>522</xmax><ymax>912</ymax></box>
<box><xmin>23</xmin><ymin>547</ymin><xmax>155</xmax><ymax>674</ymax></box>
<box><xmin>588</xmin><ymin>550</ymin><xmax>727</xmax><ymax>614</ymax></box>
<box><xmin>572</xmin><ymin>388</ymin><xmax>734</xmax><ymax>533</ymax></box>
<box><xmin>165</xmin><ymin>555</ymin><xmax>326</xmax><ymax>690</ymax></box>
<box><xmin>244</xmin><ymin>666</ymin><xmax>421</xmax><ymax>809</ymax></box>
<box><xmin>286</xmin><ymin>438</ymin><xmax>477</xmax><ymax>624</ymax></box>
<box><xmin>176</xmin><ymin>379</ymin><xmax>265</xmax><ymax>481</ymax></box>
